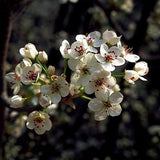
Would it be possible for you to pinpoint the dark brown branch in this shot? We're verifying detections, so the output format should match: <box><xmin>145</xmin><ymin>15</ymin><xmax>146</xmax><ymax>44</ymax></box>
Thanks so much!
<box><xmin>0</xmin><ymin>1</ymin><xmax>13</xmax><ymax>159</ymax></box>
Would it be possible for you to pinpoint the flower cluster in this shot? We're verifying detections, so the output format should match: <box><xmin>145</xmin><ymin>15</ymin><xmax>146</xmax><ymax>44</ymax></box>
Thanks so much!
<box><xmin>5</xmin><ymin>30</ymin><xmax>149</xmax><ymax>135</ymax></box>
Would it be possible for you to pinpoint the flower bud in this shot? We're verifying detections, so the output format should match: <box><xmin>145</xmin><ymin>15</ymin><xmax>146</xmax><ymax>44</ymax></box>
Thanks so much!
<box><xmin>10</xmin><ymin>95</ymin><xmax>24</xmax><ymax>108</ymax></box>
<box><xmin>48</xmin><ymin>65</ymin><xmax>55</xmax><ymax>75</ymax></box>
<box><xmin>38</xmin><ymin>51</ymin><xmax>48</xmax><ymax>62</ymax></box>
<box><xmin>19</xmin><ymin>43</ymin><xmax>38</xmax><ymax>59</ymax></box>
<box><xmin>134</xmin><ymin>61</ymin><xmax>149</xmax><ymax>76</ymax></box>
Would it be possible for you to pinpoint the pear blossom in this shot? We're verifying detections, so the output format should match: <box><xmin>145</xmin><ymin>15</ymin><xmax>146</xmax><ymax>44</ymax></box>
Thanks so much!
<box><xmin>124</xmin><ymin>70</ymin><xmax>139</xmax><ymax>84</ymax></box>
<box><xmin>10</xmin><ymin>95</ymin><xmax>24</xmax><ymax>108</ymax></box>
<box><xmin>40</xmin><ymin>76</ymin><xmax>69</xmax><ymax>104</ymax></box>
<box><xmin>103</xmin><ymin>30</ymin><xmax>121</xmax><ymax>45</ymax></box>
<box><xmin>20</xmin><ymin>63</ymin><xmax>42</xmax><ymax>85</ymax></box>
<box><xmin>38</xmin><ymin>51</ymin><xmax>48</xmax><ymax>62</ymax></box>
<box><xmin>5</xmin><ymin>64</ymin><xmax>22</xmax><ymax>94</ymax></box>
<box><xmin>68</xmin><ymin>52</ymin><xmax>102</xmax><ymax>86</ymax></box>
<box><xmin>19</xmin><ymin>43</ymin><xmax>38</xmax><ymax>59</ymax></box>
<box><xmin>134</xmin><ymin>61</ymin><xmax>149</xmax><ymax>76</ymax></box>
<box><xmin>95</xmin><ymin>43</ymin><xmax>125</xmax><ymax>71</ymax></box>
<box><xmin>76</xmin><ymin>31</ymin><xmax>104</xmax><ymax>53</ymax></box>
<box><xmin>60</xmin><ymin>40</ymin><xmax>72</xmax><ymax>59</ymax></box>
<box><xmin>26</xmin><ymin>111</ymin><xmax>52</xmax><ymax>135</ymax></box>
<box><xmin>88</xmin><ymin>88</ymin><xmax>123</xmax><ymax>121</ymax></box>
<box><xmin>68</xmin><ymin>40</ymin><xmax>88</xmax><ymax>59</ymax></box>
<box><xmin>84</xmin><ymin>70</ymin><xmax>116</xmax><ymax>97</ymax></box>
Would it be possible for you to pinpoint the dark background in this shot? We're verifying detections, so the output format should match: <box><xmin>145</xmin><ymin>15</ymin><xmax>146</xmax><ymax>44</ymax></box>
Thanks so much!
<box><xmin>2</xmin><ymin>0</ymin><xmax>160</xmax><ymax>159</ymax></box>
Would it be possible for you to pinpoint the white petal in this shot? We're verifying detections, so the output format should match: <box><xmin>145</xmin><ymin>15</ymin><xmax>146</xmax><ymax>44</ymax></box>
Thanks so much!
<box><xmin>108</xmin><ymin>104</ymin><xmax>122</xmax><ymax>116</ymax></box>
<box><xmin>60</xmin><ymin>85</ymin><xmax>69</xmax><ymax>97</ymax></box>
<box><xmin>95</xmin><ymin>54</ymin><xmax>105</xmax><ymax>63</ymax></box>
<box><xmin>109</xmin><ymin>92</ymin><xmax>123</xmax><ymax>104</ymax></box>
<box><xmin>89</xmin><ymin>31</ymin><xmax>101</xmax><ymax>39</ymax></box>
<box><xmin>112</xmin><ymin>57</ymin><xmax>125</xmax><ymax>66</ymax></box>
<box><xmin>82</xmin><ymin>75</ymin><xmax>91</xmax><ymax>86</ymax></box>
<box><xmin>68</xmin><ymin>59</ymin><xmax>80</xmax><ymax>71</ymax></box>
<box><xmin>51</xmin><ymin>93</ymin><xmax>61</xmax><ymax>104</ymax></box>
<box><xmin>100</xmin><ymin>43</ymin><xmax>108</xmax><ymax>57</ymax></box>
<box><xmin>84</xmin><ymin>81</ymin><xmax>95</xmax><ymax>94</ymax></box>
<box><xmin>35</xmin><ymin>127</ymin><xmax>46</xmax><ymax>135</ymax></box>
<box><xmin>93</xmin><ymin>39</ymin><xmax>105</xmax><ymax>48</ymax></box>
<box><xmin>41</xmin><ymin>85</ymin><xmax>51</xmax><ymax>95</ymax></box>
<box><xmin>76</xmin><ymin>34</ymin><xmax>86</xmax><ymax>41</ymax></box>
<box><xmin>95</xmin><ymin>87</ymin><xmax>110</xmax><ymax>101</ymax></box>
<box><xmin>26</xmin><ymin>121</ymin><xmax>34</xmax><ymax>130</ymax></box>
<box><xmin>125</xmin><ymin>54</ymin><xmax>140</xmax><ymax>62</ymax></box>
<box><xmin>87</xmin><ymin>46</ymin><xmax>98</xmax><ymax>53</ymax></box>
<box><xmin>94</xmin><ymin>110</ymin><xmax>108</xmax><ymax>121</ymax></box>
<box><xmin>88</xmin><ymin>98</ymin><xmax>103</xmax><ymax>112</ymax></box>
<box><xmin>102</xmin><ymin>63</ymin><xmax>115</xmax><ymax>71</ymax></box>
<box><xmin>139</xmin><ymin>76</ymin><xmax>147</xmax><ymax>81</ymax></box>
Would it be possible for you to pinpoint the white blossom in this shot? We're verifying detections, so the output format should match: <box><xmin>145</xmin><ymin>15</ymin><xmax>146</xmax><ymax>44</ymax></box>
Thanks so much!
<box><xmin>95</xmin><ymin>43</ymin><xmax>125</xmax><ymax>71</ymax></box>
<box><xmin>26</xmin><ymin>111</ymin><xmax>52</xmax><ymax>135</ymax></box>
<box><xmin>88</xmin><ymin>88</ymin><xmax>123</xmax><ymax>121</ymax></box>
<box><xmin>124</xmin><ymin>70</ymin><xmax>139</xmax><ymax>84</ymax></box>
<box><xmin>19</xmin><ymin>43</ymin><xmax>38</xmax><ymax>59</ymax></box>
<box><xmin>69</xmin><ymin>52</ymin><xmax>102</xmax><ymax>86</ymax></box>
<box><xmin>76</xmin><ymin>31</ymin><xmax>104</xmax><ymax>53</ymax></box>
<box><xmin>20</xmin><ymin>63</ymin><xmax>42</xmax><ymax>85</ymax></box>
<box><xmin>68</xmin><ymin>40</ymin><xmax>88</xmax><ymax>59</ymax></box>
<box><xmin>84</xmin><ymin>70</ymin><xmax>116</xmax><ymax>97</ymax></box>
<box><xmin>41</xmin><ymin>76</ymin><xmax>69</xmax><ymax>104</ymax></box>
<box><xmin>5</xmin><ymin>64</ymin><xmax>22</xmax><ymax>94</ymax></box>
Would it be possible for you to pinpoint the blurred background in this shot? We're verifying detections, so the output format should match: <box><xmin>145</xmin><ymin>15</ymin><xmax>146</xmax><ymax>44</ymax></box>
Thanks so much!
<box><xmin>3</xmin><ymin>0</ymin><xmax>160</xmax><ymax>159</ymax></box>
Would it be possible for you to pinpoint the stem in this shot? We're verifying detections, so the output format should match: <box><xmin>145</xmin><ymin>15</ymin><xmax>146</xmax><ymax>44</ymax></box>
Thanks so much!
<box><xmin>81</xmin><ymin>95</ymin><xmax>92</xmax><ymax>101</ymax></box>
<box><xmin>112</xmin><ymin>72</ymin><xmax>125</xmax><ymax>78</ymax></box>
<box><xmin>63</xmin><ymin>59</ymin><xmax>68</xmax><ymax>76</ymax></box>
<box><xmin>35</xmin><ymin>56</ymin><xmax>49</xmax><ymax>76</ymax></box>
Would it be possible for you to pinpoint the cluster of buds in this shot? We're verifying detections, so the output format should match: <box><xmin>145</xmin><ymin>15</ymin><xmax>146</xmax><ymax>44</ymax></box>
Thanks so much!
<box><xmin>5</xmin><ymin>30</ymin><xmax>149</xmax><ymax>135</ymax></box>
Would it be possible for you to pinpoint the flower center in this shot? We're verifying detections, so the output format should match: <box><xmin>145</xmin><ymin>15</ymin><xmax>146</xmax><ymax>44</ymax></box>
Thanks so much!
<box><xmin>87</xmin><ymin>38</ymin><xmax>94</xmax><ymax>46</ymax></box>
<box><xmin>26</xmin><ymin>70</ymin><xmax>37</xmax><ymax>80</ymax></box>
<box><xmin>105</xmin><ymin>55</ymin><xmax>114</xmax><ymax>62</ymax></box>
<box><xmin>104</xmin><ymin>101</ymin><xmax>112</xmax><ymax>108</ymax></box>
<box><xmin>75</xmin><ymin>46</ymin><xmax>84</xmax><ymax>55</ymax></box>
<box><xmin>51</xmin><ymin>83</ymin><xmax>60</xmax><ymax>93</ymax></box>
<box><xmin>34</xmin><ymin>117</ymin><xmax>43</xmax><ymax>123</ymax></box>
<box><xmin>95</xmin><ymin>78</ymin><xmax>104</xmax><ymax>87</ymax></box>
<box><xmin>80</xmin><ymin>66</ymin><xmax>90</xmax><ymax>75</ymax></box>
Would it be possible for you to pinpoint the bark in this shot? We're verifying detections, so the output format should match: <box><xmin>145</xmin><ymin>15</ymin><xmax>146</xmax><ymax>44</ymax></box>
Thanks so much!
<box><xmin>0</xmin><ymin>1</ymin><xmax>13</xmax><ymax>159</ymax></box>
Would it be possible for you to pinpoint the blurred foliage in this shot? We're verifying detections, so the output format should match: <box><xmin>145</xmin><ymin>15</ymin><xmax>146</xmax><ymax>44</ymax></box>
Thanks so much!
<box><xmin>4</xmin><ymin>0</ymin><xmax>160</xmax><ymax>159</ymax></box>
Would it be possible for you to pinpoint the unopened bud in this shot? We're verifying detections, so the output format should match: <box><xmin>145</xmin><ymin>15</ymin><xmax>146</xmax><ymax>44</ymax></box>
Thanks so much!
<box><xmin>48</xmin><ymin>65</ymin><xmax>55</xmax><ymax>75</ymax></box>
<box><xmin>38</xmin><ymin>51</ymin><xmax>48</xmax><ymax>62</ymax></box>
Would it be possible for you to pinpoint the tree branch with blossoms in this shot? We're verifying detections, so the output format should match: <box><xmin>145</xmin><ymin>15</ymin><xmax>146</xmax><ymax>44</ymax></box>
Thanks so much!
<box><xmin>5</xmin><ymin>29</ymin><xmax>149</xmax><ymax>135</ymax></box>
